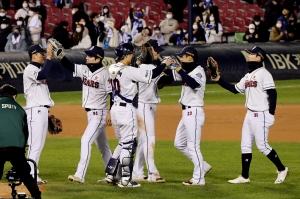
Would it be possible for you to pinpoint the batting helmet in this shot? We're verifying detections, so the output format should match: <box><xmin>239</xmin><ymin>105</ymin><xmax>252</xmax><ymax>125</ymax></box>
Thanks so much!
<box><xmin>114</xmin><ymin>42</ymin><xmax>135</xmax><ymax>61</ymax></box>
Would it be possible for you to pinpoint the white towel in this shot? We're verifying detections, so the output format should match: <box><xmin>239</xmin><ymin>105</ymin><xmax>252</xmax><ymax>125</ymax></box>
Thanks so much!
<box><xmin>12</xmin><ymin>35</ymin><xmax>20</xmax><ymax>45</ymax></box>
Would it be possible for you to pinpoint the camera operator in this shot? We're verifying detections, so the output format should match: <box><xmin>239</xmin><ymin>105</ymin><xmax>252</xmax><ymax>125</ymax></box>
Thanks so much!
<box><xmin>0</xmin><ymin>84</ymin><xmax>41</xmax><ymax>199</ymax></box>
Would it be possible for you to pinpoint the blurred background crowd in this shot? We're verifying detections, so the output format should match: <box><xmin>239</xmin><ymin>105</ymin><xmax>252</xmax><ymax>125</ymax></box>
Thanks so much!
<box><xmin>0</xmin><ymin>0</ymin><xmax>299</xmax><ymax>52</ymax></box>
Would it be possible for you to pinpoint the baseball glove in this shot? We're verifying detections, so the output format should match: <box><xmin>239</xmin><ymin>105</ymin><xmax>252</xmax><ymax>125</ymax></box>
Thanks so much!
<box><xmin>47</xmin><ymin>38</ymin><xmax>66</xmax><ymax>60</ymax></box>
<box><xmin>206</xmin><ymin>57</ymin><xmax>220</xmax><ymax>80</ymax></box>
<box><xmin>48</xmin><ymin>115</ymin><xmax>63</xmax><ymax>135</ymax></box>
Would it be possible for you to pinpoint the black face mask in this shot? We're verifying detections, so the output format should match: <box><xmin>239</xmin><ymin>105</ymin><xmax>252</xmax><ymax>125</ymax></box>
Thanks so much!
<box><xmin>87</xmin><ymin>62</ymin><xmax>103</xmax><ymax>73</ymax></box>
<box><xmin>247</xmin><ymin>61</ymin><xmax>263</xmax><ymax>73</ymax></box>
<box><xmin>181</xmin><ymin>62</ymin><xmax>197</xmax><ymax>74</ymax></box>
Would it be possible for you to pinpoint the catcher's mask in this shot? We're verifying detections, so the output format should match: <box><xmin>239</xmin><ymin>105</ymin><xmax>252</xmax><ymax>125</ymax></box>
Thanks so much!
<box><xmin>137</xmin><ymin>39</ymin><xmax>164</xmax><ymax>64</ymax></box>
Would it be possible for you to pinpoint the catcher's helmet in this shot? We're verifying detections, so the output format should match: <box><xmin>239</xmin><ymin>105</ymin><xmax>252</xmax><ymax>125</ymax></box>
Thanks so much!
<box><xmin>114</xmin><ymin>42</ymin><xmax>135</xmax><ymax>61</ymax></box>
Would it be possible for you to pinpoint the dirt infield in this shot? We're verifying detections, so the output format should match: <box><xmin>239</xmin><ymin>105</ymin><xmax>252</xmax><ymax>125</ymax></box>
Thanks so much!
<box><xmin>50</xmin><ymin>104</ymin><xmax>300</xmax><ymax>142</ymax></box>
<box><xmin>1</xmin><ymin>104</ymin><xmax>299</xmax><ymax>197</ymax></box>
<box><xmin>0</xmin><ymin>183</ymin><xmax>45</xmax><ymax>198</ymax></box>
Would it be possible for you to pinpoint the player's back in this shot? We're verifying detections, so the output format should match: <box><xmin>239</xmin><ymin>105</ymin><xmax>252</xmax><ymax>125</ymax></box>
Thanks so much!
<box><xmin>23</xmin><ymin>64</ymin><xmax>54</xmax><ymax>108</ymax></box>
<box><xmin>110</xmin><ymin>63</ymin><xmax>152</xmax><ymax>103</ymax></box>
<box><xmin>138</xmin><ymin>64</ymin><xmax>160</xmax><ymax>104</ymax></box>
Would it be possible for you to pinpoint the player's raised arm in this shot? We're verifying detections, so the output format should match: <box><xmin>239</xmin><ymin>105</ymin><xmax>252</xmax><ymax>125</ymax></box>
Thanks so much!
<box><xmin>207</xmin><ymin>57</ymin><xmax>239</xmax><ymax>94</ymax></box>
<box><xmin>32</xmin><ymin>44</ymin><xmax>53</xmax><ymax>80</ymax></box>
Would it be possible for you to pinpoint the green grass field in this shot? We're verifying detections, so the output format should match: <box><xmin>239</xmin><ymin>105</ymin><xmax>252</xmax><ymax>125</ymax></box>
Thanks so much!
<box><xmin>2</xmin><ymin>80</ymin><xmax>300</xmax><ymax>199</ymax></box>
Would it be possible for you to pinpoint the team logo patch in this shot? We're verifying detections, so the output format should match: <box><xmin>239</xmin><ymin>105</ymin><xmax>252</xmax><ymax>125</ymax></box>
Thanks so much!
<box><xmin>94</xmin><ymin>76</ymin><xmax>98</xmax><ymax>80</ymax></box>
<box><xmin>254</xmin><ymin>113</ymin><xmax>258</xmax><ymax>117</ymax></box>
<box><xmin>196</xmin><ymin>73</ymin><xmax>202</xmax><ymax>78</ymax></box>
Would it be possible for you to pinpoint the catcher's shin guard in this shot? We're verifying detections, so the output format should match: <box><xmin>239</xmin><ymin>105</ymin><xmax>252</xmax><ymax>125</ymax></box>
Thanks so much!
<box><xmin>105</xmin><ymin>158</ymin><xmax>120</xmax><ymax>176</ymax></box>
<box><xmin>120</xmin><ymin>139</ymin><xmax>137</xmax><ymax>185</ymax></box>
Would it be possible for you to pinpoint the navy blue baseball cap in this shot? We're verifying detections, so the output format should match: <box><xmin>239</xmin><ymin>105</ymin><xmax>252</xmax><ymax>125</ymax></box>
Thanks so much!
<box><xmin>147</xmin><ymin>39</ymin><xmax>164</xmax><ymax>53</ymax></box>
<box><xmin>84</xmin><ymin>46</ymin><xmax>104</xmax><ymax>59</ymax></box>
<box><xmin>245</xmin><ymin>46</ymin><xmax>266</xmax><ymax>60</ymax></box>
<box><xmin>28</xmin><ymin>44</ymin><xmax>45</xmax><ymax>57</ymax></box>
<box><xmin>176</xmin><ymin>46</ymin><xmax>198</xmax><ymax>61</ymax></box>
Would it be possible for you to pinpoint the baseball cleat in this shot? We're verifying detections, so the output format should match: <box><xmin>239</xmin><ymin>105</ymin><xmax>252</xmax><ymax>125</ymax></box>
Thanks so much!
<box><xmin>148</xmin><ymin>174</ymin><xmax>166</xmax><ymax>183</ymax></box>
<box><xmin>228</xmin><ymin>175</ymin><xmax>250</xmax><ymax>184</ymax></box>
<box><xmin>37</xmin><ymin>177</ymin><xmax>48</xmax><ymax>185</ymax></box>
<box><xmin>68</xmin><ymin>175</ymin><xmax>84</xmax><ymax>183</ymax></box>
<box><xmin>132</xmin><ymin>176</ymin><xmax>148</xmax><ymax>182</ymax></box>
<box><xmin>182</xmin><ymin>180</ymin><xmax>205</xmax><ymax>186</ymax></box>
<box><xmin>274</xmin><ymin>167</ymin><xmax>289</xmax><ymax>184</ymax></box>
<box><xmin>105</xmin><ymin>174</ymin><xmax>118</xmax><ymax>184</ymax></box>
<box><xmin>118</xmin><ymin>181</ymin><xmax>141</xmax><ymax>188</ymax></box>
<box><xmin>204</xmin><ymin>166</ymin><xmax>212</xmax><ymax>176</ymax></box>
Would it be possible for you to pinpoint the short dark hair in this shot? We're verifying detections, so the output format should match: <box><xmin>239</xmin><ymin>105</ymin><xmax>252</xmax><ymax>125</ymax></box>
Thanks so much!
<box><xmin>90</xmin><ymin>13</ymin><xmax>99</xmax><ymax>19</ymax></box>
<box><xmin>0</xmin><ymin>84</ymin><xmax>18</xmax><ymax>97</ymax></box>
<box><xmin>253</xmin><ymin>15</ymin><xmax>261</xmax><ymax>21</ymax></box>
<box><xmin>59</xmin><ymin>21</ymin><xmax>69</xmax><ymax>27</ymax></box>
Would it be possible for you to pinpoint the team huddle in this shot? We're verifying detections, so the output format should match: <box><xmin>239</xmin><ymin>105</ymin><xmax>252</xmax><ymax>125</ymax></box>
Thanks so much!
<box><xmin>20</xmin><ymin>39</ymin><xmax>289</xmax><ymax>190</ymax></box>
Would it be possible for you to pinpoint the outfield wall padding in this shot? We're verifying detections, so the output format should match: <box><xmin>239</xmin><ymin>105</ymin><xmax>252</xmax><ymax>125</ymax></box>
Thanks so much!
<box><xmin>0</xmin><ymin>42</ymin><xmax>299</xmax><ymax>93</ymax></box>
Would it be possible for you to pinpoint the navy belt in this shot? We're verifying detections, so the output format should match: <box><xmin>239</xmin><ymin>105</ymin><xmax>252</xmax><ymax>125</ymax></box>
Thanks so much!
<box><xmin>119</xmin><ymin>102</ymin><xmax>127</xmax><ymax>107</ymax></box>
<box><xmin>40</xmin><ymin>105</ymin><xmax>50</xmax><ymax>108</ymax></box>
<box><xmin>85</xmin><ymin>108</ymin><xmax>97</xmax><ymax>112</ymax></box>
<box><xmin>182</xmin><ymin>105</ymin><xmax>191</xmax><ymax>110</ymax></box>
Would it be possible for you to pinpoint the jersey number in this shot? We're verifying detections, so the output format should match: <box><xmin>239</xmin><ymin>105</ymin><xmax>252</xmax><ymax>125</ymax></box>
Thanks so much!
<box><xmin>187</xmin><ymin>111</ymin><xmax>192</xmax><ymax>116</ymax></box>
<box><xmin>110</xmin><ymin>79</ymin><xmax>121</xmax><ymax>93</ymax></box>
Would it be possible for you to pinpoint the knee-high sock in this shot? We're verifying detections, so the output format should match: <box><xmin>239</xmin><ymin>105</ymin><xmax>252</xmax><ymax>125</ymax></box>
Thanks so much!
<box><xmin>241</xmin><ymin>153</ymin><xmax>252</xmax><ymax>179</ymax></box>
<box><xmin>267</xmin><ymin>149</ymin><xmax>285</xmax><ymax>171</ymax></box>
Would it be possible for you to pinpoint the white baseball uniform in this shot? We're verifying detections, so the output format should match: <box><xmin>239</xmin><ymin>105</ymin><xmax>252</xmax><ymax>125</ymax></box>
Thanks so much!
<box><xmin>23</xmin><ymin>63</ymin><xmax>54</xmax><ymax>178</ymax></box>
<box><xmin>109</xmin><ymin>62</ymin><xmax>152</xmax><ymax>184</ymax></box>
<box><xmin>132</xmin><ymin>64</ymin><xmax>162</xmax><ymax>181</ymax></box>
<box><xmin>235</xmin><ymin>67</ymin><xmax>275</xmax><ymax>155</ymax></box>
<box><xmin>172</xmin><ymin>66</ymin><xmax>208</xmax><ymax>185</ymax></box>
<box><xmin>72</xmin><ymin>64</ymin><xmax>112</xmax><ymax>182</ymax></box>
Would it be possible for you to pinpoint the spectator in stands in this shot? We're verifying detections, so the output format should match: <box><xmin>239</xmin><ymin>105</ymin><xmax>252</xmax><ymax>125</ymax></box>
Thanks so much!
<box><xmin>133</xmin><ymin>27</ymin><xmax>152</xmax><ymax>47</ymax></box>
<box><xmin>119</xmin><ymin>24</ymin><xmax>132</xmax><ymax>44</ymax></box>
<box><xmin>252</xmin><ymin>15</ymin><xmax>269</xmax><ymax>42</ymax></box>
<box><xmin>205</xmin><ymin>12</ymin><xmax>223</xmax><ymax>43</ymax></box>
<box><xmin>15</xmin><ymin>0</ymin><xmax>24</xmax><ymax>10</ymax></box>
<box><xmin>163</xmin><ymin>0</ymin><xmax>188</xmax><ymax>23</ymax></box>
<box><xmin>0</xmin><ymin>0</ymin><xmax>10</xmax><ymax>10</ymax></box>
<box><xmin>169</xmin><ymin>27</ymin><xmax>187</xmax><ymax>45</ymax></box>
<box><xmin>185</xmin><ymin>21</ymin><xmax>206</xmax><ymax>43</ymax></box>
<box><xmin>50</xmin><ymin>21</ymin><xmax>70</xmax><ymax>49</ymax></box>
<box><xmin>0</xmin><ymin>19</ymin><xmax>11</xmax><ymax>52</ymax></box>
<box><xmin>55</xmin><ymin>0</ymin><xmax>65</xmax><ymax>9</ymax></box>
<box><xmin>16</xmin><ymin>17</ymin><xmax>31</xmax><ymax>47</ymax></box>
<box><xmin>71</xmin><ymin>23</ymin><xmax>91</xmax><ymax>49</ymax></box>
<box><xmin>128</xmin><ymin>3</ymin><xmax>146</xmax><ymax>37</ymax></box>
<box><xmin>269</xmin><ymin>19</ymin><xmax>284</xmax><ymax>41</ymax></box>
<box><xmin>277</xmin><ymin>4</ymin><xmax>293</xmax><ymax>32</ymax></box>
<box><xmin>71</xmin><ymin>5</ymin><xmax>89</xmax><ymax>31</ymax></box>
<box><xmin>264</xmin><ymin>0</ymin><xmax>281</xmax><ymax>29</ymax></box>
<box><xmin>243</xmin><ymin>24</ymin><xmax>259</xmax><ymax>43</ymax></box>
<box><xmin>88</xmin><ymin>13</ymin><xmax>105</xmax><ymax>46</ymax></box>
<box><xmin>15</xmin><ymin>1</ymin><xmax>30</xmax><ymax>22</ymax></box>
<box><xmin>195</xmin><ymin>15</ymin><xmax>206</xmax><ymax>29</ymax></box>
<box><xmin>28</xmin><ymin>0</ymin><xmax>47</xmax><ymax>37</ymax></box>
<box><xmin>192</xmin><ymin>0</ymin><xmax>205</xmax><ymax>21</ymax></box>
<box><xmin>78</xmin><ymin>18</ymin><xmax>89</xmax><ymax>35</ymax></box>
<box><xmin>27</xmin><ymin>7</ymin><xmax>41</xmax><ymax>45</ymax></box>
<box><xmin>5</xmin><ymin>26</ymin><xmax>27</xmax><ymax>52</ymax></box>
<box><xmin>159</xmin><ymin>9</ymin><xmax>178</xmax><ymax>45</ymax></box>
<box><xmin>0</xmin><ymin>7</ymin><xmax>11</xmax><ymax>26</ymax></box>
<box><xmin>151</xmin><ymin>26</ymin><xmax>166</xmax><ymax>46</ymax></box>
<box><xmin>285</xmin><ymin>14</ymin><xmax>297</xmax><ymax>41</ymax></box>
<box><xmin>101</xmin><ymin>5</ymin><xmax>115</xmax><ymax>23</ymax></box>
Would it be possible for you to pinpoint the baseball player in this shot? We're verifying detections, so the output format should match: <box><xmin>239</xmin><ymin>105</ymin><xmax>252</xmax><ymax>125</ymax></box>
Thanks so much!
<box><xmin>57</xmin><ymin>46</ymin><xmax>112</xmax><ymax>183</ymax></box>
<box><xmin>23</xmin><ymin>44</ymin><xmax>54</xmax><ymax>184</ymax></box>
<box><xmin>105</xmin><ymin>42</ymin><xmax>175</xmax><ymax>188</ymax></box>
<box><xmin>210</xmin><ymin>46</ymin><xmax>289</xmax><ymax>184</ymax></box>
<box><xmin>168</xmin><ymin>46</ymin><xmax>210</xmax><ymax>185</ymax></box>
<box><xmin>132</xmin><ymin>39</ymin><xmax>166</xmax><ymax>183</ymax></box>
